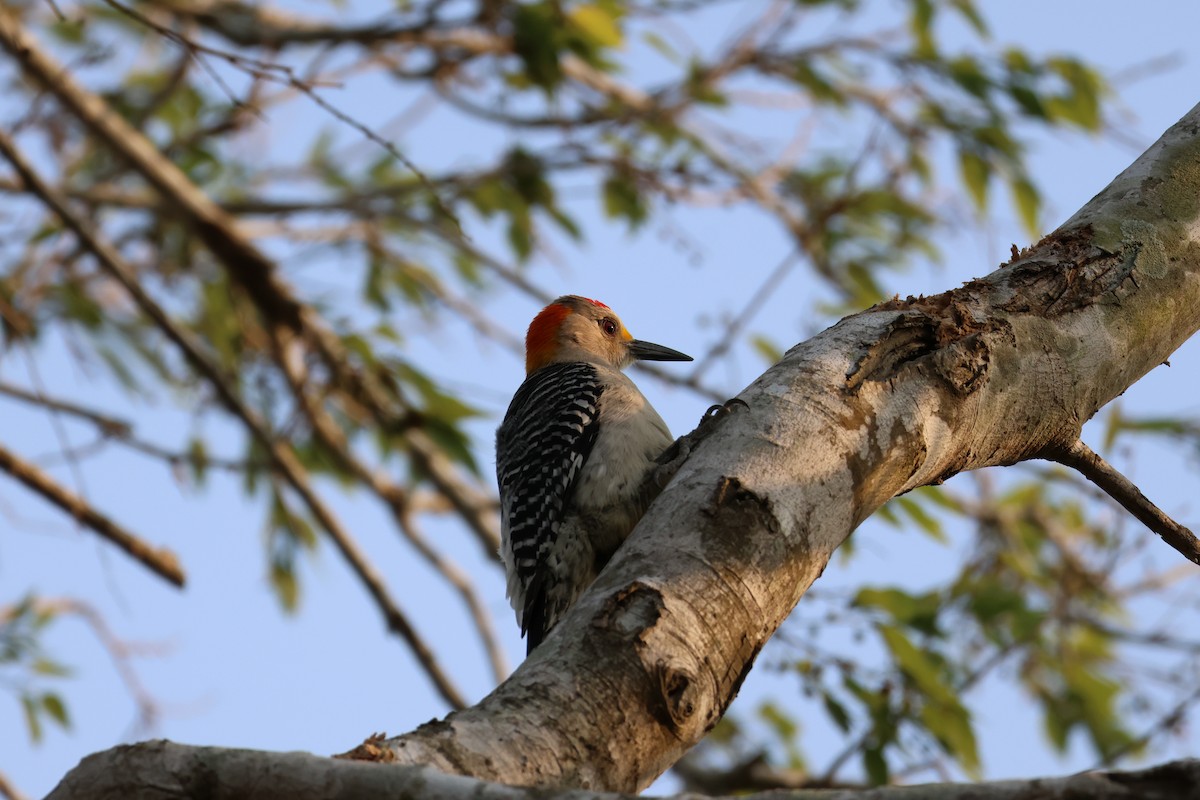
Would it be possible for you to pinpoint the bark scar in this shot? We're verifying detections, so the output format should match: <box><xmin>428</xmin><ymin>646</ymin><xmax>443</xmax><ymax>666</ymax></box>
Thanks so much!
<box><xmin>652</xmin><ymin>660</ymin><xmax>698</xmax><ymax>737</ymax></box>
<box><xmin>591</xmin><ymin>580</ymin><xmax>665</xmax><ymax>641</ymax></box>
<box><xmin>845</xmin><ymin>307</ymin><xmax>1006</xmax><ymax>396</ymax></box>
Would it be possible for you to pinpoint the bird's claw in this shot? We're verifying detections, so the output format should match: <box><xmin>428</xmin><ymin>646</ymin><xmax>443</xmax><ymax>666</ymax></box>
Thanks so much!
<box><xmin>701</xmin><ymin>397</ymin><xmax>749</xmax><ymax>425</ymax></box>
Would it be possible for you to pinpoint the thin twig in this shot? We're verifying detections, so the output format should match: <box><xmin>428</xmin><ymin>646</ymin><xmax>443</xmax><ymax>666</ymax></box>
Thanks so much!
<box><xmin>1095</xmin><ymin>680</ymin><xmax>1200</xmax><ymax>767</ymax></box>
<box><xmin>98</xmin><ymin>0</ymin><xmax>463</xmax><ymax>233</ymax></box>
<box><xmin>1042</xmin><ymin>439</ymin><xmax>1200</xmax><ymax>566</ymax></box>
<box><xmin>0</xmin><ymin>441</ymin><xmax>185</xmax><ymax>587</ymax></box>
<box><xmin>400</xmin><ymin>512</ymin><xmax>509</xmax><ymax>684</ymax></box>
<box><xmin>0</xmin><ymin>381</ymin><xmax>131</xmax><ymax>437</ymax></box>
<box><xmin>686</xmin><ymin>248</ymin><xmax>798</xmax><ymax>383</ymax></box>
<box><xmin>0</xmin><ymin>380</ymin><xmax>262</xmax><ymax>473</ymax></box>
<box><xmin>32</xmin><ymin>597</ymin><xmax>162</xmax><ymax>733</ymax></box>
<box><xmin>0</xmin><ymin>128</ymin><xmax>467</xmax><ymax>709</ymax></box>
<box><xmin>269</xmin><ymin>325</ymin><xmax>507</xmax><ymax>686</ymax></box>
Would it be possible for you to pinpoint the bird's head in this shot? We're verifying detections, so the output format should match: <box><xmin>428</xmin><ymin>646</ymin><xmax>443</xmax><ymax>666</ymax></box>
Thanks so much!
<box><xmin>524</xmin><ymin>295</ymin><xmax>693</xmax><ymax>374</ymax></box>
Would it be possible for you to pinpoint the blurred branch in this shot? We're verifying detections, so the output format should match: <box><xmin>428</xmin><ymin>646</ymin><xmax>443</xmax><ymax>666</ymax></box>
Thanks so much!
<box><xmin>98</xmin><ymin>0</ymin><xmax>461</xmax><ymax>230</ymax></box>
<box><xmin>270</xmin><ymin>328</ymin><xmax>507</xmax><ymax>683</ymax></box>
<box><xmin>26</xmin><ymin>597</ymin><xmax>164</xmax><ymax>734</ymax></box>
<box><xmin>0</xmin><ymin>7</ymin><xmax>501</xmax><ymax>558</ymax></box>
<box><xmin>685</xmin><ymin>249</ymin><xmax>798</xmax><ymax>384</ymax></box>
<box><xmin>1097</xmin><ymin>681</ymin><xmax>1200</xmax><ymax>768</ymax></box>
<box><xmin>0</xmin><ymin>770</ymin><xmax>29</xmax><ymax>800</ymax></box>
<box><xmin>399</xmin><ymin>512</ymin><xmax>510</xmax><ymax>684</ymax></box>
<box><xmin>673</xmin><ymin>751</ymin><xmax>860</xmax><ymax>794</ymax></box>
<box><xmin>0</xmin><ymin>441</ymin><xmax>185</xmax><ymax>588</ymax></box>
<box><xmin>0</xmin><ymin>128</ymin><xmax>467</xmax><ymax>709</ymax></box>
<box><xmin>0</xmin><ymin>381</ymin><xmax>258</xmax><ymax>473</ymax></box>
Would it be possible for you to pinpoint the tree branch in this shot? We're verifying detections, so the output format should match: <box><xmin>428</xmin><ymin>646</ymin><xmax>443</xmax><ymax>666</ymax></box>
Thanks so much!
<box><xmin>0</xmin><ymin>441</ymin><xmax>184</xmax><ymax>588</ymax></box>
<box><xmin>1040</xmin><ymin>439</ymin><xmax>1200</xmax><ymax>565</ymax></box>
<box><xmin>0</xmin><ymin>128</ymin><xmax>468</xmax><ymax>710</ymax></box>
<box><xmin>44</xmin><ymin>742</ymin><xmax>1200</xmax><ymax>800</ymax></box>
<box><xmin>354</xmin><ymin>102</ymin><xmax>1200</xmax><ymax>790</ymax></box>
<box><xmin>0</xmin><ymin>769</ymin><xmax>30</xmax><ymax>800</ymax></box>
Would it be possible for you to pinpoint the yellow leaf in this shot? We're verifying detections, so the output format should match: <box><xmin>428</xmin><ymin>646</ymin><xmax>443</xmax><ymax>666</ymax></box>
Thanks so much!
<box><xmin>569</xmin><ymin>4</ymin><xmax>623</xmax><ymax>49</ymax></box>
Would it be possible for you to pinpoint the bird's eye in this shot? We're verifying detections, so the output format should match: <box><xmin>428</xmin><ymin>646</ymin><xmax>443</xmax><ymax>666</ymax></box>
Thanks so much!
<box><xmin>600</xmin><ymin>319</ymin><xmax>618</xmax><ymax>337</ymax></box>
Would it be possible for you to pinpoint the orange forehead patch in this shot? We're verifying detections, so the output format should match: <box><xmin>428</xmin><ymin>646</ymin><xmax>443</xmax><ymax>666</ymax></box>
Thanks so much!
<box><xmin>582</xmin><ymin>297</ymin><xmax>610</xmax><ymax>310</ymax></box>
<box><xmin>525</xmin><ymin>302</ymin><xmax>572</xmax><ymax>374</ymax></box>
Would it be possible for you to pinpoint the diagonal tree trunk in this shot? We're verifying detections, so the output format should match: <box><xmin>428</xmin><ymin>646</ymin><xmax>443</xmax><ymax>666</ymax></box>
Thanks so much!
<box><xmin>45</xmin><ymin>102</ymin><xmax>1200</xmax><ymax>800</ymax></box>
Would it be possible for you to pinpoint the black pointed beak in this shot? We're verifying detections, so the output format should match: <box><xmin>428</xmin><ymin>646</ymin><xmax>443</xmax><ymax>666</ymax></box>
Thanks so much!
<box><xmin>628</xmin><ymin>339</ymin><xmax>693</xmax><ymax>362</ymax></box>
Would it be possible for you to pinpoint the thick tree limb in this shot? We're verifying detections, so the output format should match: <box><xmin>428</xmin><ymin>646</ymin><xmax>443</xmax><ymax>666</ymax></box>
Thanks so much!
<box><xmin>33</xmin><ymin>58</ymin><xmax>1200</xmax><ymax>800</ymax></box>
<box><xmin>355</xmin><ymin>104</ymin><xmax>1200</xmax><ymax>789</ymax></box>
<box><xmin>44</xmin><ymin>741</ymin><xmax>1200</xmax><ymax>800</ymax></box>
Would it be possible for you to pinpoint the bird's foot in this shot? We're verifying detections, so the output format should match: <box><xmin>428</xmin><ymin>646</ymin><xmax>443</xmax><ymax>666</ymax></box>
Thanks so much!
<box><xmin>699</xmin><ymin>397</ymin><xmax>749</xmax><ymax>429</ymax></box>
<box><xmin>651</xmin><ymin>397</ymin><xmax>748</xmax><ymax>488</ymax></box>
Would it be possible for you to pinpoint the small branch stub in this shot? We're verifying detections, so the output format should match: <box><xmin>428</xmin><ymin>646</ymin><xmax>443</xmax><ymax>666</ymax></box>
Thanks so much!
<box><xmin>1042</xmin><ymin>439</ymin><xmax>1200</xmax><ymax>565</ymax></box>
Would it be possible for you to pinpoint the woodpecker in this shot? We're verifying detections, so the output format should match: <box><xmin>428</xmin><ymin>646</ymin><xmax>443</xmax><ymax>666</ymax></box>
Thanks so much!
<box><xmin>496</xmin><ymin>295</ymin><xmax>692</xmax><ymax>655</ymax></box>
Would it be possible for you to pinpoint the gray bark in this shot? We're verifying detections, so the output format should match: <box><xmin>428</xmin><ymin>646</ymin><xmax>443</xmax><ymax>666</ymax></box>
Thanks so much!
<box><xmin>45</xmin><ymin>105</ymin><xmax>1200</xmax><ymax>798</ymax></box>
<box><xmin>45</xmin><ymin>742</ymin><xmax>1200</xmax><ymax>799</ymax></box>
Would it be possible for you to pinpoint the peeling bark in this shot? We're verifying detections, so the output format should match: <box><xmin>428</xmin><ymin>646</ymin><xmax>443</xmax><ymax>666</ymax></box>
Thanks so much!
<box><xmin>45</xmin><ymin>105</ymin><xmax>1200</xmax><ymax>800</ymax></box>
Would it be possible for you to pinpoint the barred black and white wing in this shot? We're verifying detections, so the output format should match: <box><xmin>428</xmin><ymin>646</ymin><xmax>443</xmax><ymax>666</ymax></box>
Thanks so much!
<box><xmin>496</xmin><ymin>362</ymin><xmax>603</xmax><ymax>653</ymax></box>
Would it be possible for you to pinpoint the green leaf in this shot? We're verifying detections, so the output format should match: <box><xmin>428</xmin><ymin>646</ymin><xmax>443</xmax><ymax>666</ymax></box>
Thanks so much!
<box><xmin>856</xmin><ymin>588</ymin><xmax>941</xmax><ymax>636</ymax></box>
<box><xmin>822</xmin><ymin>692</ymin><xmax>852</xmax><ymax>733</ymax></box>
<box><xmin>1047</xmin><ymin>58</ymin><xmax>1103</xmax><ymax>130</ymax></box>
<box><xmin>793</xmin><ymin>61</ymin><xmax>844</xmax><ymax>104</ymax></box>
<box><xmin>894</xmin><ymin>495</ymin><xmax>946</xmax><ymax>543</ymax></box>
<box><xmin>1007</xmin><ymin>84</ymin><xmax>1046</xmax><ymax>119</ymax></box>
<box><xmin>1102</xmin><ymin>404</ymin><xmax>1124</xmax><ymax>452</ymax></box>
<box><xmin>1011</xmin><ymin>175</ymin><xmax>1040</xmax><ymax>236</ymax></box>
<box><xmin>31</xmin><ymin>657</ymin><xmax>72</xmax><ymax>678</ymax></box>
<box><xmin>949</xmin><ymin>0</ymin><xmax>989</xmax><ymax>36</ymax></box>
<box><xmin>920</xmin><ymin>700</ymin><xmax>979</xmax><ymax>775</ymax></box>
<box><xmin>878</xmin><ymin>624</ymin><xmax>954</xmax><ymax>706</ymax></box>
<box><xmin>21</xmin><ymin>693</ymin><xmax>42</xmax><ymax>742</ymax></box>
<box><xmin>958</xmin><ymin>148</ymin><xmax>990</xmax><ymax>211</ymax></box>
<box><xmin>269</xmin><ymin>559</ymin><xmax>300</xmax><ymax>613</ymax></box>
<box><xmin>909</xmin><ymin>0</ymin><xmax>937</xmax><ymax>58</ymax></box>
<box><xmin>513</xmin><ymin>3</ymin><xmax>564</xmax><ymax>90</ymax></box>
<box><xmin>188</xmin><ymin>438</ymin><xmax>210</xmax><ymax>488</ymax></box>
<box><xmin>948</xmin><ymin>56</ymin><xmax>990</xmax><ymax>98</ymax></box>
<box><xmin>602</xmin><ymin>174</ymin><xmax>648</xmax><ymax>228</ymax></box>
<box><xmin>41</xmin><ymin>692</ymin><xmax>70</xmax><ymax>729</ymax></box>
<box><xmin>751</xmin><ymin>335</ymin><xmax>783</xmax><ymax>364</ymax></box>
<box><xmin>758</xmin><ymin>701</ymin><xmax>798</xmax><ymax>741</ymax></box>
<box><xmin>862</xmin><ymin>744</ymin><xmax>889</xmax><ymax>785</ymax></box>
<box><xmin>641</xmin><ymin>31</ymin><xmax>679</xmax><ymax>63</ymax></box>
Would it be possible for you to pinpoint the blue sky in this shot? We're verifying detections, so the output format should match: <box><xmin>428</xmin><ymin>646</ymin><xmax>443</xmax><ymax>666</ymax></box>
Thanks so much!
<box><xmin>2</xmin><ymin>1</ymin><xmax>1200</xmax><ymax>797</ymax></box>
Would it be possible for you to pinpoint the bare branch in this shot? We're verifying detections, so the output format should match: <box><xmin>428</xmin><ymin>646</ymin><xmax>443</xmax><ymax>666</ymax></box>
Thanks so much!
<box><xmin>24</xmin><ymin>597</ymin><xmax>164</xmax><ymax>734</ymax></box>
<box><xmin>0</xmin><ymin>768</ymin><xmax>31</xmax><ymax>800</ymax></box>
<box><xmin>270</xmin><ymin>327</ymin><xmax>507</xmax><ymax>683</ymax></box>
<box><xmin>1042</xmin><ymin>439</ymin><xmax>1200</xmax><ymax>566</ymax></box>
<box><xmin>0</xmin><ymin>441</ymin><xmax>185</xmax><ymax>588</ymax></box>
